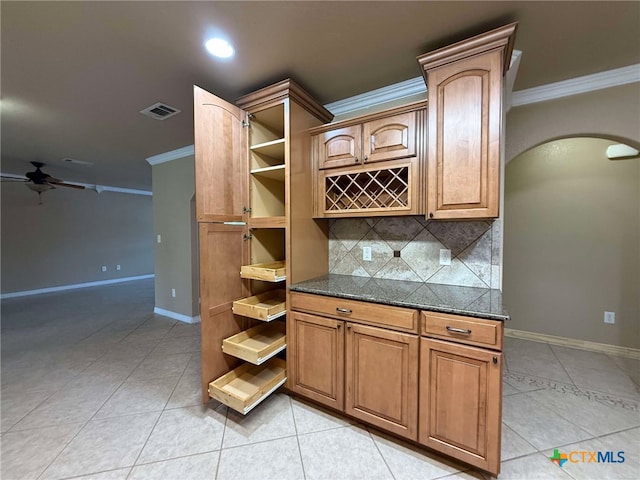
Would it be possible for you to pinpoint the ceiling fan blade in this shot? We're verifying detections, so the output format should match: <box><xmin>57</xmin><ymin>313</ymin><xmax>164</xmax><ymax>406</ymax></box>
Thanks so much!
<box><xmin>48</xmin><ymin>179</ymin><xmax>85</xmax><ymax>190</ymax></box>
<box><xmin>1</xmin><ymin>173</ymin><xmax>29</xmax><ymax>182</ymax></box>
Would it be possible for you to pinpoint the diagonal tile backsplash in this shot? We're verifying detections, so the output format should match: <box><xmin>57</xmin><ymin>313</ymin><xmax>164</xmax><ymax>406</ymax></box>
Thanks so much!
<box><xmin>328</xmin><ymin>216</ymin><xmax>502</xmax><ymax>289</ymax></box>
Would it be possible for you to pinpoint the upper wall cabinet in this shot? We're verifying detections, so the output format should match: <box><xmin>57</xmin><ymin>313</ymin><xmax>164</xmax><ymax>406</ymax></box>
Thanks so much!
<box><xmin>318</xmin><ymin>111</ymin><xmax>417</xmax><ymax>169</ymax></box>
<box><xmin>418</xmin><ymin>23</ymin><xmax>517</xmax><ymax>220</ymax></box>
<box><xmin>311</xmin><ymin>103</ymin><xmax>426</xmax><ymax>217</ymax></box>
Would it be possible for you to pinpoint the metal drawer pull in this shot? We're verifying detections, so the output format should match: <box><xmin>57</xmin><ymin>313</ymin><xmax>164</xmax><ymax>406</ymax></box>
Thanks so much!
<box><xmin>446</xmin><ymin>326</ymin><xmax>472</xmax><ymax>335</ymax></box>
<box><xmin>336</xmin><ymin>307</ymin><xmax>352</xmax><ymax>314</ymax></box>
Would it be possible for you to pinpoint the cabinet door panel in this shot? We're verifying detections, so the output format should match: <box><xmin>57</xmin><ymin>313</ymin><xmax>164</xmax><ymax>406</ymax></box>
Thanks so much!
<box><xmin>363</xmin><ymin>112</ymin><xmax>416</xmax><ymax>164</ymax></box>
<box><xmin>292</xmin><ymin>312</ymin><xmax>344</xmax><ymax>410</ymax></box>
<box><xmin>346</xmin><ymin>323</ymin><xmax>418</xmax><ymax>440</ymax></box>
<box><xmin>426</xmin><ymin>51</ymin><xmax>501</xmax><ymax>219</ymax></box>
<box><xmin>199</xmin><ymin>223</ymin><xmax>249</xmax><ymax>402</ymax></box>
<box><xmin>419</xmin><ymin>338</ymin><xmax>502</xmax><ymax>474</ymax></box>
<box><xmin>317</xmin><ymin>125</ymin><xmax>361</xmax><ymax>169</ymax></box>
<box><xmin>194</xmin><ymin>86</ymin><xmax>248</xmax><ymax>222</ymax></box>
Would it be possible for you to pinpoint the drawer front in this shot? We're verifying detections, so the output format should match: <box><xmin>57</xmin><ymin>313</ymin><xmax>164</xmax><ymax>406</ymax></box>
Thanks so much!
<box><xmin>422</xmin><ymin>312</ymin><xmax>503</xmax><ymax>350</ymax></box>
<box><xmin>290</xmin><ymin>292</ymin><xmax>418</xmax><ymax>333</ymax></box>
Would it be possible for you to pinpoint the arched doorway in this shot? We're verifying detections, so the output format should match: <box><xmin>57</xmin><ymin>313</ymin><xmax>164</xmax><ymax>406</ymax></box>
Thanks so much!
<box><xmin>503</xmin><ymin>137</ymin><xmax>639</xmax><ymax>349</ymax></box>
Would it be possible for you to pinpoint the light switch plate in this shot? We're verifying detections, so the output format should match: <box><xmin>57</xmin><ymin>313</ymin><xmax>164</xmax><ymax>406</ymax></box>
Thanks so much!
<box><xmin>363</xmin><ymin>246</ymin><xmax>372</xmax><ymax>261</ymax></box>
<box><xmin>439</xmin><ymin>249</ymin><xmax>451</xmax><ymax>266</ymax></box>
<box><xmin>604</xmin><ymin>311</ymin><xmax>615</xmax><ymax>324</ymax></box>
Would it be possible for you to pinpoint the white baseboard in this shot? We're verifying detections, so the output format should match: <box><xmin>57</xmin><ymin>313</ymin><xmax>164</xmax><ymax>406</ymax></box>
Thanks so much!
<box><xmin>153</xmin><ymin>307</ymin><xmax>201</xmax><ymax>324</ymax></box>
<box><xmin>1</xmin><ymin>274</ymin><xmax>155</xmax><ymax>299</ymax></box>
<box><xmin>505</xmin><ymin>328</ymin><xmax>640</xmax><ymax>359</ymax></box>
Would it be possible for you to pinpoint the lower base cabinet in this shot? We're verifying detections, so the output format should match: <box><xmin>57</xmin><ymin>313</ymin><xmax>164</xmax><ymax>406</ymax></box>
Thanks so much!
<box><xmin>291</xmin><ymin>312</ymin><xmax>418</xmax><ymax>440</ymax></box>
<box><xmin>419</xmin><ymin>338</ymin><xmax>503</xmax><ymax>474</ymax></box>
<box><xmin>289</xmin><ymin>293</ymin><xmax>503</xmax><ymax>476</ymax></box>
<box><xmin>346</xmin><ymin>323</ymin><xmax>418</xmax><ymax>440</ymax></box>
<box><xmin>291</xmin><ymin>311</ymin><xmax>344</xmax><ymax>410</ymax></box>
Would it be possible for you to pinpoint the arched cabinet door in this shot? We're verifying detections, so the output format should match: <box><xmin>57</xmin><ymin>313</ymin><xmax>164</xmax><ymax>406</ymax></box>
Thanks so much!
<box><xmin>425</xmin><ymin>51</ymin><xmax>501</xmax><ymax>220</ymax></box>
<box><xmin>418</xmin><ymin>22</ymin><xmax>517</xmax><ymax>220</ymax></box>
<box><xmin>317</xmin><ymin>125</ymin><xmax>361</xmax><ymax>169</ymax></box>
<box><xmin>362</xmin><ymin>111</ymin><xmax>416</xmax><ymax>165</ymax></box>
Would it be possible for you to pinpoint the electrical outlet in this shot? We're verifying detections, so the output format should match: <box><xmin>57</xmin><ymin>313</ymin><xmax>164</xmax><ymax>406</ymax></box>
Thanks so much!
<box><xmin>157</xmin><ymin>234</ymin><xmax>162</xmax><ymax>244</ymax></box>
<box><xmin>116</xmin><ymin>264</ymin><xmax>121</xmax><ymax>271</ymax></box>
<box><xmin>439</xmin><ymin>249</ymin><xmax>451</xmax><ymax>266</ymax></box>
<box><xmin>171</xmin><ymin>288</ymin><xmax>176</xmax><ymax>298</ymax></box>
<box><xmin>604</xmin><ymin>311</ymin><xmax>615</xmax><ymax>324</ymax></box>
<box><xmin>362</xmin><ymin>246</ymin><xmax>372</xmax><ymax>261</ymax></box>
<box><xmin>101</xmin><ymin>265</ymin><xmax>107</xmax><ymax>272</ymax></box>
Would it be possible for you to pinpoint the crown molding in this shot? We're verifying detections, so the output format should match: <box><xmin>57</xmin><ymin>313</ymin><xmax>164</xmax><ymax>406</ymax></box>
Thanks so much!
<box><xmin>512</xmin><ymin>64</ymin><xmax>640</xmax><ymax>107</ymax></box>
<box><xmin>0</xmin><ymin>172</ymin><xmax>151</xmax><ymax>196</ymax></box>
<box><xmin>146</xmin><ymin>145</ymin><xmax>195</xmax><ymax>165</ymax></box>
<box><xmin>324</xmin><ymin>77</ymin><xmax>427</xmax><ymax>117</ymax></box>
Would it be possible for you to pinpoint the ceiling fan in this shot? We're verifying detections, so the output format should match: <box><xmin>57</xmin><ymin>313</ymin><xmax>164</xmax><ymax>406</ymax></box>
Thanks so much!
<box><xmin>1</xmin><ymin>161</ymin><xmax>86</xmax><ymax>203</ymax></box>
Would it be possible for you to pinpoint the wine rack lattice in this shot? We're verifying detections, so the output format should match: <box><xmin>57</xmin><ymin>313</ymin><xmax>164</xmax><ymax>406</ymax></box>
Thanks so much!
<box><xmin>325</xmin><ymin>166</ymin><xmax>409</xmax><ymax>211</ymax></box>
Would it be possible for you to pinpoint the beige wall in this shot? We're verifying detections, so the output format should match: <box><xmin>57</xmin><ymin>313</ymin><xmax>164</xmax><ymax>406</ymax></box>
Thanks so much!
<box><xmin>506</xmin><ymin>83</ymin><xmax>640</xmax><ymax>162</ymax></box>
<box><xmin>151</xmin><ymin>155</ymin><xmax>199</xmax><ymax>318</ymax></box>
<box><xmin>1</xmin><ymin>185</ymin><xmax>153</xmax><ymax>293</ymax></box>
<box><xmin>503</xmin><ymin>138</ymin><xmax>639</xmax><ymax>348</ymax></box>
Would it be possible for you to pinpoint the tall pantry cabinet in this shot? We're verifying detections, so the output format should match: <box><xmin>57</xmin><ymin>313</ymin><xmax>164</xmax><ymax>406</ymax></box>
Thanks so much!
<box><xmin>194</xmin><ymin>80</ymin><xmax>332</xmax><ymax>413</ymax></box>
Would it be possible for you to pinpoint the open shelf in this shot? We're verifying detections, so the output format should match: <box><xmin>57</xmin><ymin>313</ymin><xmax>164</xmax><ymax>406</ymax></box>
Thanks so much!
<box><xmin>250</xmin><ymin>104</ymin><xmax>285</xmax><ymax>146</ymax></box>
<box><xmin>250</xmin><ymin>138</ymin><xmax>285</xmax><ymax>161</ymax></box>
<box><xmin>248</xmin><ymin>216</ymin><xmax>286</xmax><ymax>229</ymax></box>
<box><xmin>232</xmin><ymin>290</ymin><xmax>286</xmax><ymax>321</ymax></box>
<box><xmin>241</xmin><ymin>261</ymin><xmax>286</xmax><ymax>282</ymax></box>
<box><xmin>250</xmin><ymin>174</ymin><xmax>285</xmax><ymax>217</ymax></box>
<box><xmin>222</xmin><ymin>322</ymin><xmax>286</xmax><ymax>365</ymax></box>
<box><xmin>208</xmin><ymin>357</ymin><xmax>287</xmax><ymax>415</ymax></box>
<box><xmin>250</xmin><ymin>164</ymin><xmax>285</xmax><ymax>181</ymax></box>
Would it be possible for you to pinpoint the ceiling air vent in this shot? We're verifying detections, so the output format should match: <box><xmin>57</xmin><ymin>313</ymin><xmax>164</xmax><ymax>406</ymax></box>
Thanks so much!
<box><xmin>139</xmin><ymin>102</ymin><xmax>181</xmax><ymax>120</ymax></box>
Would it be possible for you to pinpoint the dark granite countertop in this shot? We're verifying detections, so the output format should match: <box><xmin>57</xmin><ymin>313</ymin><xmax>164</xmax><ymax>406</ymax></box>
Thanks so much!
<box><xmin>289</xmin><ymin>274</ymin><xmax>509</xmax><ymax>321</ymax></box>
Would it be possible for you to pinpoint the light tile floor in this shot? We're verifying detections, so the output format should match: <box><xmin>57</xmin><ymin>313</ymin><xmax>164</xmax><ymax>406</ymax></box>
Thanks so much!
<box><xmin>1</xmin><ymin>279</ymin><xmax>638</xmax><ymax>479</ymax></box>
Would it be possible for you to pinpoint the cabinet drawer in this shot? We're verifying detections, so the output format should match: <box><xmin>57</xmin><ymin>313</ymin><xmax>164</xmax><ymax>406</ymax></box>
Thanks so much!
<box><xmin>422</xmin><ymin>312</ymin><xmax>503</xmax><ymax>350</ymax></box>
<box><xmin>290</xmin><ymin>292</ymin><xmax>418</xmax><ymax>333</ymax></box>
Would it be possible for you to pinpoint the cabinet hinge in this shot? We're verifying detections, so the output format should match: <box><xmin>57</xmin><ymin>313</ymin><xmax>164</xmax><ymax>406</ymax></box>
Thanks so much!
<box><xmin>242</xmin><ymin>114</ymin><xmax>253</xmax><ymax>128</ymax></box>
<box><xmin>243</xmin><ymin>207</ymin><xmax>252</xmax><ymax>213</ymax></box>
<box><xmin>243</xmin><ymin>234</ymin><xmax>253</xmax><ymax>241</ymax></box>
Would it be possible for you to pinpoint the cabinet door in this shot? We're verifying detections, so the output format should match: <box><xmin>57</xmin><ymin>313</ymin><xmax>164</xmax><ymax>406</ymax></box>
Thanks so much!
<box><xmin>426</xmin><ymin>50</ymin><xmax>502</xmax><ymax>219</ymax></box>
<box><xmin>194</xmin><ymin>85</ymin><xmax>248</xmax><ymax>222</ymax></box>
<box><xmin>419</xmin><ymin>338</ymin><xmax>502</xmax><ymax>475</ymax></box>
<box><xmin>345</xmin><ymin>323</ymin><xmax>418</xmax><ymax>440</ymax></box>
<box><xmin>291</xmin><ymin>311</ymin><xmax>344</xmax><ymax>410</ymax></box>
<box><xmin>317</xmin><ymin>125</ymin><xmax>362</xmax><ymax>170</ymax></box>
<box><xmin>199</xmin><ymin>222</ymin><xmax>249</xmax><ymax>402</ymax></box>
<box><xmin>362</xmin><ymin>112</ymin><xmax>416</xmax><ymax>165</ymax></box>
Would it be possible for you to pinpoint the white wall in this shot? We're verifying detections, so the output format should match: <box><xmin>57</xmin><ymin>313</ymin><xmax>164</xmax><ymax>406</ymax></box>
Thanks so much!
<box><xmin>1</xmin><ymin>185</ymin><xmax>153</xmax><ymax>293</ymax></box>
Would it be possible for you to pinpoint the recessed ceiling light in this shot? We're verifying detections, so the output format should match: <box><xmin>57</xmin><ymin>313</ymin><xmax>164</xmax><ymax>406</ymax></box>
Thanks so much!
<box><xmin>205</xmin><ymin>38</ymin><xmax>234</xmax><ymax>59</ymax></box>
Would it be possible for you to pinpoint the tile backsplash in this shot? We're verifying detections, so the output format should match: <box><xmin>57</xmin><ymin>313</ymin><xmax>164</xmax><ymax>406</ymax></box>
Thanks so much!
<box><xmin>328</xmin><ymin>216</ymin><xmax>502</xmax><ymax>289</ymax></box>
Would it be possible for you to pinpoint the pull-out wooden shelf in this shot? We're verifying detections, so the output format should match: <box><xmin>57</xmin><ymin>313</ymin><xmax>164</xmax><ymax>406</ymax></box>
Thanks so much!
<box><xmin>208</xmin><ymin>357</ymin><xmax>287</xmax><ymax>415</ymax></box>
<box><xmin>222</xmin><ymin>322</ymin><xmax>286</xmax><ymax>365</ymax></box>
<box><xmin>240</xmin><ymin>261</ymin><xmax>286</xmax><ymax>282</ymax></box>
<box><xmin>232</xmin><ymin>290</ymin><xmax>286</xmax><ymax>321</ymax></box>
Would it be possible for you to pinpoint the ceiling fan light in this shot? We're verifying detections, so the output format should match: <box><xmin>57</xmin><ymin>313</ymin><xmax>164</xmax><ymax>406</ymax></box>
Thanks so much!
<box><xmin>26</xmin><ymin>183</ymin><xmax>54</xmax><ymax>193</ymax></box>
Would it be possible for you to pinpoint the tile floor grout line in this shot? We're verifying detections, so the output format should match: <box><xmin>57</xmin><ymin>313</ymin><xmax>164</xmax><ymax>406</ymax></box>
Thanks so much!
<box><xmin>213</xmin><ymin>405</ymin><xmax>229</xmax><ymax>480</ymax></box>
<box><xmin>364</xmin><ymin>425</ymin><xmax>397</xmax><ymax>480</ymax></box>
<box><xmin>548</xmin><ymin>342</ymin><xmax>579</xmax><ymax>387</ymax></box>
<box><xmin>289</xmin><ymin>397</ymin><xmax>308</xmax><ymax>480</ymax></box>
<box><xmin>32</xmin><ymin>333</ymin><xmax>163</xmax><ymax>480</ymax></box>
<box><xmin>127</xmin><ymin>348</ymin><xmax>194</xmax><ymax>468</ymax></box>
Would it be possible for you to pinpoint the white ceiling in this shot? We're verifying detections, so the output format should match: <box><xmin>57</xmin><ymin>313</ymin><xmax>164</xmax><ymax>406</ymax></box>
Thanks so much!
<box><xmin>2</xmin><ymin>1</ymin><xmax>639</xmax><ymax>189</ymax></box>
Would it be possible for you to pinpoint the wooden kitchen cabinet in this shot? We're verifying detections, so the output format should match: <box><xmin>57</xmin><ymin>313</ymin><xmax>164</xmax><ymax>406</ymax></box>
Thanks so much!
<box><xmin>419</xmin><ymin>338</ymin><xmax>502</xmax><ymax>474</ymax></box>
<box><xmin>311</xmin><ymin>103</ymin><xmax>426</xmax><ymax>217</ymax></box>
<box><xmin>317</xmin><ymin>111</ymin><xmax>416</xmax><ymax>169</ymax></box>
<box><xmin>290</xmin><ymin>292</ymin><xmax>419</xmax><ymax>440</ymax></box>
<box><xmin>418</xmin><ymin>22</ymin><xmax>517</xmax><ymax>220</ymax></box>
<box><xmin>194</xmin><ymin>80</ymin><xmax>332</xmax><ymax>412</ymax></box>
<box><xmin>345</xmin><ymin>322</ymin><xmax>419</xmax><ymax>440</ymax></box>
<box><xmin>291</xmin><ymin>311</ymin><xmax>344</xmax><ymax>410</ymax></box>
